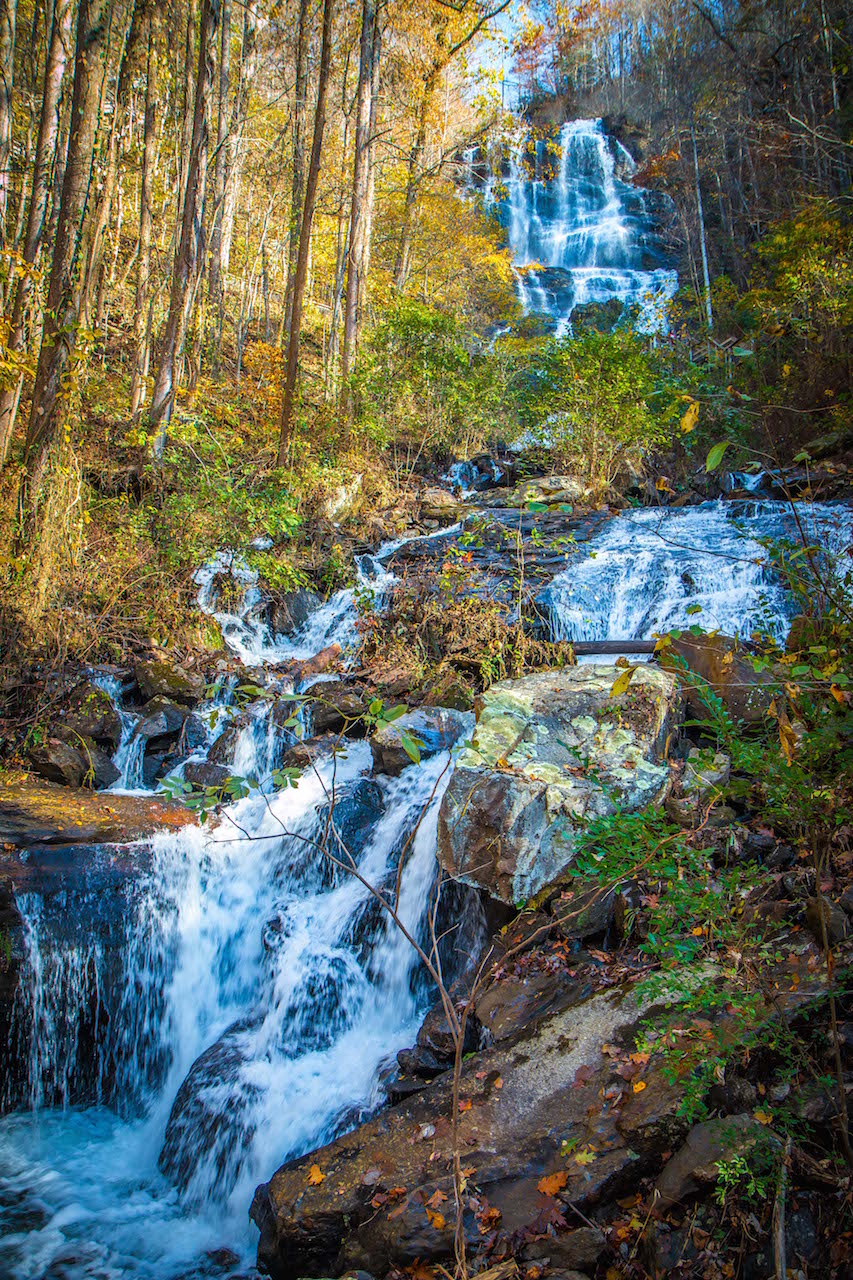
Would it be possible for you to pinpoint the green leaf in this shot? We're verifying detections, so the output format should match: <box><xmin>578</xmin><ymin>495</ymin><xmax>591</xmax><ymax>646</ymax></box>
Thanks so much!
<box><xmin>686</xmin><ymin>603</ymin><xmax>703</xmax><ymax>615</ymax></box>
<box><xmin>705</xmin><ymin>441</ymin><xmax>729</xmax><ymax>473</ymax></box>
<box><xmin>384</xmin><ymin>704</ymin><xmax>407</xmax><ymax>722</ymax></box>
<box><xmin>400</xmin><ymin>730</ymin><xmax>423</xmax><ymax>765</ymax></box>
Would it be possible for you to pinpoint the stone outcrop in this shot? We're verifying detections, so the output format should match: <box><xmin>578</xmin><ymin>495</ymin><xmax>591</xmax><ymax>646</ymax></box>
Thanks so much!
<box><xmin>251</xmin><ymin>981</ymin><xmax>686</xmax><ymax>1280</ymax></box>
<box><xmin>660</xmin><ymin>632</ymin><xmax>776</xmax><ymax>725</ymax></box>
<box><xmin>370</xmin><ymin>708</ymin><xmax>473</xmax><ymax>777</ymax></box>
<box><xmin>0</xmin><ymin>772</ymin><xmax>194</xmax><ymax>847</ymax></box>
<box><xmin>134</xmin><ymin>657</ymin><xmax>205</xmax><ymax>704</ymax></box>
<box><xmin>437</xmin><ymin>665</ymin><xmax>682</xmax><ymax>904</ymax></box>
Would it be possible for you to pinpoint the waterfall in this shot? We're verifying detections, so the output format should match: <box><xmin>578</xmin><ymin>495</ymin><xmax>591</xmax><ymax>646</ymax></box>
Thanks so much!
<box><xmin>488</xmin><ymin>118</ymin><xmax>677</xmax><ymax>334</ymax></box>
<box><xmin>542</xmin><ymin>499</ymin><xmax>853</xmax><ymax>648</ymax></box>
<box><xmin>0</xmin><ymin>532</ymin><xmax>485</xmax><ymax>1280</ymax></box>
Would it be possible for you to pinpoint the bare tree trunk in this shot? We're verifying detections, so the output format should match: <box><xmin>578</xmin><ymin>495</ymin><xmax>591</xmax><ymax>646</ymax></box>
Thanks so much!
<box><xmin>691</xmin><ymin>123</ymin><xmax>713</xmax><ymax>331</ymax></box>
<box><xmin>0</xmin><ymin>0</ymin><xmax>17</xmax><ymax>250</ymax></box>
<box><xmin>215</xmin><ymin>0</ymin><xmax>256</xmax><ymax>356</ymax></box>
<box><xmin>393</xmin><ymin>71</ymin><xmax>435</xmax><ymax>292</ymax></box>
<box><xmin>276</xmin><ymin>0</ymin><xmax>334</xmax><ymax>466</ymax></box>
<box><xmin>81</xmin><ymin>0</ymin><xmax>144</xmax><ymax>326</ymax></box>
<box><xmin>0</xmin><ymin>0</ymin><xmax>72</xmax><ymax>466</ymax></box>
<box><xmin>19</xmin><ymin>0</ymin><xmax>110</xmax><ymax>561</ymax></box>
<box><xmin>357</xmin><ymin>12</ymin><xmax>381</xmax><ymax>330</ymax></box>
<box><xmin>130</xmin><ymin>4</ymin><xmax>159</xmax><ymax>418</ymax></box>
<box><xmin>149</xmin><ymin>0</ymin><xmax>218</xmax><ymax>456</ymax></box>
<box><xmin>207</xmin><ymin>0</ymin><xmax>230</xmax><ymax>363</ymax></box>
<box><xmin>282</xmin><ymin>0</ymin><xmax>311</xmax><ymax>343</ymax></box>
<box><xmin>340</xmin><ymin>0</ymin><xmax>376</xmax><ymax>397</ymax></box>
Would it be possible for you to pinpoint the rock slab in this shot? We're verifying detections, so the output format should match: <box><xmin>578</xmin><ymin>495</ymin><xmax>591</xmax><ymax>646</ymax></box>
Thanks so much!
<box><xmin>437</xmin><ymin>665</ymin><xmax>681</xmax><ymax>904</ymax></box>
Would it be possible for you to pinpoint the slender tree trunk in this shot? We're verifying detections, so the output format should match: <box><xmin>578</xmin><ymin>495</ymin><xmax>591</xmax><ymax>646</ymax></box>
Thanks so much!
<box><xmin>130</xmin><ymin>4</ymin><xmax>159</xmax><ymax>418</ymax></box>
<box><xmin>19</xmin><ymin>0</ymin><xmax>110</xmax><ymax>565</ymax></box>
<box><xmin>207</xmin><ymin>0</ymin><xmax>231</xmax><ymax>362</ymax></box>
<box><xmin>282</xmin><ymin>0</ymin><xmax>311</xmax><ymax>343</ymax></box>
<box><xmin>357</xmin><ymin>12</ymin><xmax>381</xmax><ymax>329</ymax></box>
<box><xmin>691</xmin><ymin>123</ymin><xmax>713</xmax><ymax>332</ymax></box>
<box><xmin>276</xmin><ymin>0</ymin><xmax>334</xmax><ymax>466</ymax></box>
<box><xmin>393</xmin><ymin>72</ymin><xmax>435</xmax><ymax>293</ymax></box>
<box><xmin>215</xmin><ymin>0</ymin><xmax>256</xmax><ymax>355</ymax></box>
<box><xmin>0</xmin><ymin>0</ymin><xmax>72</xmax><ymax>466</ymax></box>
<box><xmin>340</xmin><ymin>0</ymin><xmax>376</xmax><ymax>396</ymax></box>
<box><xmin>81</xmin><ymin>0</ymin><xmax>144</xmax><ymax>326</ymax></box>
<box><xmin>0</xmin><ymin>0</ymin><xmax>17</xmax><ymax>250</ymax></box>
<box><xmin>149</xmin><ymin>0</ymin><xmax>218</xmax><ymax>456</ymax></box>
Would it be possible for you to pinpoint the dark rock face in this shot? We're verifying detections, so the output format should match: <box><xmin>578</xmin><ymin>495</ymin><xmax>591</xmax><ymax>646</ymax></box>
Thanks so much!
<box><xmin>183</xmin><ymin>761</ymin><xmax>231</xmax><ymax>789</ymax></box>
<box><xmin>134</xmin><ymin>657</ymin><xmax>205</xmax><ymax>704</ymax></box>
<box><xmin>269</xmin><ymin>588</ymin><xmax>322</xmax><ymax>638</ymax></box>
<box><xmin>370</xmin><ymin>709</ymin><xmax>473</xmax><ymax>778</ymax></box>
<box><xmin>250</xmin><ymin>982</ymin><xmax>684</xmax><ymax>1280</ymax></box>
<box><xmin>654</xmin><ymin>1115</ymin><xmax>774</xmax><ymax>1209</ymax></box>
<box><xmin>137</xmin><ymin>696</ymin><xmax>192</xmax><ymax>741</ymax></box>
<box><xmin>28</xmin><ymin>740</ymin><xmax>88</xmax><ymax>788</ymax></box>
<box><xmin>660</xmin><ymin>632</ymin><xmax>776</xmax><ymax>725</ymax></box>
<box><xmin>309</xmin><ymin>683</ymin><xmax>368</xmax><ymax>735</ymax></box>
<box><xmin>55</xmin><ymin>678</ymin><xmax>122</xmax><ymax>745</ymax></box>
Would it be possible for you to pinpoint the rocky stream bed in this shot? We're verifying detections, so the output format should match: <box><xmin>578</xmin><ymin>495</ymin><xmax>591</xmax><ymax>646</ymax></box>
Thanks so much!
<box><xmin>1</xmin><ymin>468</ymin><xmax>852</xmax><ymax>1280</ymax></box>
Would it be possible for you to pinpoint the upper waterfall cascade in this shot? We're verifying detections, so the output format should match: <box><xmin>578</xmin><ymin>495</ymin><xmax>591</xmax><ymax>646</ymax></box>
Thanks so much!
<box><xmin>472</xmin><ymin>118</ymin><xmax>678</xmax><ymax>333</ymax></box>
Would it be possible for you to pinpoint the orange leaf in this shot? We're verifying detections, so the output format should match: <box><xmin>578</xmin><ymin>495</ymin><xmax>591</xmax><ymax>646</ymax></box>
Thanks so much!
<box><xmin>307</xmin><ymin>1164</ymin><xmax>325</xmax><ymax>1185</ymax></box>
<box><xmin>425</xmin><ymin>1207</ymin><xmax>446</xmax><ymax>1230</ymax></box>
<box><xmin>458</xmin><ymin>1099</ymin><xmax>472</xmax><ymax>1112</ymax></box>
<box><xmin>632</xmin><ymin>1080</ymin><xmax>647</xmax><ymax>1093</ymax></box>
<box><xmin>629</xmin><ymin>1051</ymin><xmax>650</xmax><ymax>1065</ymax></box>
<box><xmin>537</xmin><ymin>1170</ymin><xmax>569</xmax><ymax>1196</ymax></box>
<box><xmin>427</xmin><ymin>1189</ymin><xmax>447</xmax><ymax>1209</ymax></box>
<box><xmin>493</xmin><ymin>1076</ymin><xmax>503</xmax><ymax>1089</ymax></box>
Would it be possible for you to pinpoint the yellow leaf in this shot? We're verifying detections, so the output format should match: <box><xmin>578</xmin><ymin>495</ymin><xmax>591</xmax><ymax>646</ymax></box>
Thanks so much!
<box><xmin>632</xmin><ymin>1080</ymin><xmax>647</xmax><ymax>1093</ymax></box>
<box><xmin>831</xmin><ymin>684</ymin><xmax>847</xmax><ymax>705</ymax></box>
<box><xmin>656</xmin><ymin>476</ymin><xmax>675</xmax><ymax>494</ymax></box>
<box><xmin>307</xmin><ymin>1164</ymin><xmax>325</xmax><ymax>1185</ymax></box>
<box><xmin>754</xmin><ymin>1109</ymin><xmax>773</xmax><ymax>1125</ymax></box>
<box><xmin>574</xmin><ymin>1149</ymin><xmax>597</xmax><ymax>1165</ymax></box>
<box><xmin>425</xmin><ymin>1208</ymin><xmax>446</xmax><ymax>1230</ymax></box>
<box><xmin>680</xmin><ymin>401</ymin><xmax>700</xmax><ymax>434</ymax></box>
<box><xmin>610</xmin><ymin>667</ymin><xmax>636</xmax><ymax>698</ymax></box>
<box><xmin>537</xmin><ymin>1170</ymin><xmax>569</xmax><ymax>1195</ymax></box>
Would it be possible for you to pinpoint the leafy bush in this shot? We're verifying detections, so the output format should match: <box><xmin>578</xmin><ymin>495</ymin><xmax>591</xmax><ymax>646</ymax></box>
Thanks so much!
<box><xmin>514</xmin><ymin>329</ymin><xmax>679</xmax><ymax>490</ymax></box>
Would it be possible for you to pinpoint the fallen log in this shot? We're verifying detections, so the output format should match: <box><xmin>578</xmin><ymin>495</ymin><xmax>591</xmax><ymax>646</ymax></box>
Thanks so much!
<box><xmin>570</xmin><ymin>639</ymin><xmax>658</xmax><ymax>655</ymax></box>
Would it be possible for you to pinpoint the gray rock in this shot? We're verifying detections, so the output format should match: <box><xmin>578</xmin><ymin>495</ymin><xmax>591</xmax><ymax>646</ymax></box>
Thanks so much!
<box><xmin>134</xmin><ymin>657</ymin><xmax>205</xmax><ymax>704</ymax></box>
<box><xmin>136</xmin><ymin>696</ymin><xmax>191</xmax><ymax>741</ymax></box>
<box><xmin>56</xmin><ymin>678</ymin><xmax>122</xmax><ymax>745</ymax></box>
<box><xmin>437</xmin><ymin>665</ymin><xmax>682</xmax><ymax>904</ymax></box>
<box><xmin>183</xmin><ymin>762</ymin><xmax>231</xmax><ymax>789</ymax></box>
<box><xmin>29</xmin><ymin>741</ymin><xmax>87</xmax><ymax>788</ymax></box>
<box><xmin>527</xmin><ymin>1228</ymin><xmax>604</xmax><ymax>1270</ymax></box>
<box><xmin>654</xmin><ymin>1115</ymin><xmax>773</xmax><ymax>1209</ymax></box>
<box><xmin>270</xmin><ymin>588</ymin><xmax>321</xmax><ymax>638</ymax></box>
<box><xmin>804</xmin><ymin>896</ymin><xmax>849</xmax><ymax>945</ymax></box>
<box><xmin>370</xmin><ymin>708</ymin><xmax>473</xmax><ymax>777</ymax></box>
<box><xmin>660</xmin><ymin>633</ymin><xmax>776</xmax><ymax>725</ymax></box>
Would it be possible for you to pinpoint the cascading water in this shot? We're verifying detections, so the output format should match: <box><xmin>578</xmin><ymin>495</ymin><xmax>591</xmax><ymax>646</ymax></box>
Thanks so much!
<box><xmin>0</xmin><ymin>535</ymin><xmax>483</xmax><ymax>1280</ymax></box>
<box><xmin>542</xmin><ymin>499</ymin><xmax>852</xmax><ymax>648</ymax></box>
<box><xmin>487</xmin><ymin>118</ymin><xmax>677</xmax><ymax>334</ymax></box>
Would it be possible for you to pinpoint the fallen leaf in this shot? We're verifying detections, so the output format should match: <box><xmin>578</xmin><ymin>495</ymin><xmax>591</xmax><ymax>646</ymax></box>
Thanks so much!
<box><xmin>632</xmin><ymin>1080</ymin><xmax>647</xmax><ymax>1093</ymax></box>
<box><xmin>458</xmin><ymin>1099</ymin><xmax>472</xmax><ymax>1112</ymax></box>
<box><xmin>573</xmin><ymin>1063</ymin><xmax>595</xmax><ymax>1088</ymax></box>
<box><xmin>601</xmin><ymin>1042</ymin><xmax>621</xmax><ymax>1058</ymax></box>
<box><xmin>307</xmin><ymin>1164</ymin><xmax>325</xmax><ymax>1185</ymax></box>
<box><xmin>754</xmin><ymin>1109</ymin><xmax>773</xmax><ymax>1125</ymax></box>
<box><xmin>427</xmin><ymin>1189</ymin><xmax>447</xmax><ymax>1209</ymax></box>
<box><xmin>537</xmin><ymin>1170</ymin><xmax>569</xmax><ymax>1196</ymax></box>
<box><xmin>361</xmin><ymin>1168</ymin><xmax>382</xmax><ymax>1185</ymax></box>
<box><xmin>493</xmin><ymin>1076</ymin><xmax>503</xmax><ymax>1089</ymax></box>
<box><xmin>425</xmin><ymin>1208</ymin><xmax>446</xmax><ymax>1230</ymax></box>
<box><xmin>629</xmin><ymin>1051</ymin><xmax>650</xmax><ymax>1065</ymax></box>
<box><xmin>574</xmin><ymin>1149</ymin><xmax>596</xmax><ymax>1165</ymax></box>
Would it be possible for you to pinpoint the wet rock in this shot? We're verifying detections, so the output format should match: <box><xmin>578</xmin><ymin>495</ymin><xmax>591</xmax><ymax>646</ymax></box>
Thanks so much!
<box><xmin>420</xmin><ymin>488</ymin><xmax>463</xmax><ymax>522</ymax></box>
<box><xmin>571</xmin><ymin>298</ymin><xmax>623</xmax><ymax>333</ymax></box>
<box><xmin>654</xmin><ymin>1115</ymin><xmax>774</xmax><ymax>1209</ymax></box>
<box><xmin>474</xmin><ymin>965</ymin><xmax>593</xmax><ymax>1043</ymax></box>
<box><xmin>396</xmin><ymin>1045</ymin><xmax>447</xmax><ymax>1079</ymax></box>
<box><xmin>28</xmin><ymin>740</ymin><xmax>87</xmax><ymax>788</ymax></box>
<box><xmin>309</xmin><ymin>683</ymin><xmax>368</xmax><ymax>735</ymax></box>
<box><xmin>660</xmin><ymin>633</ymin><xmax>776</xmax><ymax>725</ymax></box>
<box><xmin>437</xmin><ymin>665</ymin><xmax>681</xmax><ymax>904</ymax></box>
<box><xmin>525</xmin><ymin>1227</ymin><xmax>604</xmax><ymax>1270</ymax></box>
<box><xmin>134</xmin><ymin>656</ymin><xmax>205</xmax><ymax>705</ymax></box>
<box><xmin>137</xmin><ymin>696</ymin><xmax>192</xmax><ymax>743</ymax></box>
<box><xmin>55</xmin><ymin>678</ymin><xmax>122</xmax><ymax>745</ymax></box>
<box><xmin>75</xmin><ymin>736</ymin><xmax>121</xmax><ymax>789</ymax></box>
<box><xmin>421</xmin><ymin>669</ymin><xmax>475</xmax><ymax>713</ymax></box>
<box><xmin>804</xmin><ymin>896</ymin><xmax>849</xmax><ymax>946</ymax></box>
<box><xmin>514</xmin><ymin>474</ymin><xmax>587</xmax><ymax>506</ymax></box>
<box><xmin>269</xmin><ymin>587</ymin><xmax>322</xmax><ymax>637</ymax></box>
<box><xmin>553</xmin><ymin>880</ymin><xmax>616</xmax><ymax>940</ymax></box>
<box><xmin>370</xmin><ymin>709</ymin><xmax>473</xmax><ymax>777</ymax></box>
<box><xmin>0</xmin><ymin>773</ymin><xmax>194</xmax><ymax>846</ymax></box>
<box><xmin>251</xmin><ymin>980</ymin><xmax>683</xmax><ymax>1279</ymax></box>
<box><xmin>281</xmin><ymin>735</ymin><xmax>341</xmax><ymax>771</ymax></box>
<box><xmin>320</xmin><ymin>779</ymin><xmax>385</xmax><ymax>868</ymax></box>
<box><xmin>183</xmin><ymin>762</ymin><xmax>231</xmax><ymax>789</ymax></box>
<box><xmin>415</xmin><ymin>991</ymin><xmax>479</xmax><ymax>1062</ymax></box>
<box><xmin>292</xmin><ymin>643</ymin><xmax>342</xmax><ymax>680</ymax></box>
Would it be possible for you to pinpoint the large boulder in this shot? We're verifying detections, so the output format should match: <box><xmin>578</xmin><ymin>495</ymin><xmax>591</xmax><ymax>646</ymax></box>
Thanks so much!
<box><xmin>134</xmin><ymin>657</ymin><xmax>205</xmax><ymax>705</ymax></box>
<box><xmin>55</xmin><ymin>678</ymin><xmax>122</xmax><ymax>746</ymax></box>
<box><xmin>437</xmin><ymin>665</ymin><xmax>682</xmax><ymax>905</ymax></box>
<box><xmin>660</xmin><ymin>633</ymin><xmax>776</xmax><ymax>726</ymax></box>
<box><xmin>28</xmin><ymin>740</ymin><xmax>87</xmax><ymax>788</ymax></box>
<box><xmin>270</xmin><ymin>587</ymin><xmax>322</xmax><ymax>638</ymax></box>
<box><xmin>370</xmin><ymin>709</ymin><xmax>473</xmax><ymax>777</ymax></box>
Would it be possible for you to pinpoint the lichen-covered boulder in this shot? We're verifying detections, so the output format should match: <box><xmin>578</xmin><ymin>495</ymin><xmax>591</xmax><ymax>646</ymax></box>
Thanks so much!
<box><xmin>437</xmin><ymin>665</ymin><xmax>682</xmax><ymax>905</ymax></box>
